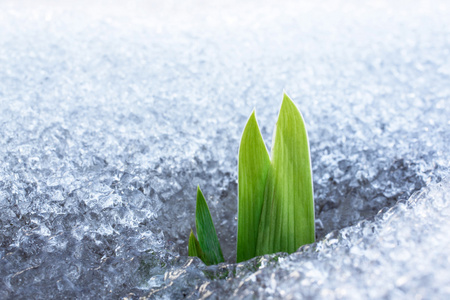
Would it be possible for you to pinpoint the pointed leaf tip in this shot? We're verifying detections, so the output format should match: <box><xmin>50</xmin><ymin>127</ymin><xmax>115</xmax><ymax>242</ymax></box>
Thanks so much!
<box><xmin>188</xmin><ymin>230</ymin><xmax>197</xmax><ymax>257</ymax></box>
<box><xmin>237</xmin><ymin>110</ymin><xmax>271</xmax><ymax>262</ymax></box>
<box><xmin>188</xmin><ymin>229</ymin><xmax>207</xmax><ymax>263</ymax></box>
<box><xmin>195</xmin><ymin>187</ymin><xmax>224</xmax><ymax>265</ymax></box>
<box><xmin>281</xmin><ymin>92</ymin><xmax>297</xmax><ymax>111</ymax></box>
<box><xmin>282</xmin><ymin>91</ymin><xmax>291</xmax><ymax>100</ymax></box>
<box><xmin>256</xmin><ymin>94</ymin><xmax>315</xmax><ymax>256</ymax></box>
<box><xmin>248</xmin><ymin>109</ymin><xmax>257</xmax><ymax>124</ymax></box>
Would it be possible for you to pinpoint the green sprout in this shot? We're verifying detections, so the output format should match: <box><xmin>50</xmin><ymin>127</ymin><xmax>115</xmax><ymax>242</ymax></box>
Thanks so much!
<box><xmin>189</xmin><ymin>93</ymin><xmax>314</xmax><ymax>264</ymax></box>
<box><xmin>189</xmin><ymin>186</ymin><xmax>224</xmax><ymax>265</ymax></box>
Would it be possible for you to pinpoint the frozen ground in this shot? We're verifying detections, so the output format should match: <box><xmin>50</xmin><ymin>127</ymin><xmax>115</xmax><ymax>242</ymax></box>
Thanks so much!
<box><xmin>0</xmin><ymin>0</ymin><xmax>449</xmax><ymax>299</ymax></box>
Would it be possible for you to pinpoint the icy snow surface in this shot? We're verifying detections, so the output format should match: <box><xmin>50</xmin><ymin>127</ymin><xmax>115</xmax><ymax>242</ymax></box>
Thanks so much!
<box><xmin>1</xmin><ymin>0</ymin><xmax>450</xmax><ymax>299</ymax></box>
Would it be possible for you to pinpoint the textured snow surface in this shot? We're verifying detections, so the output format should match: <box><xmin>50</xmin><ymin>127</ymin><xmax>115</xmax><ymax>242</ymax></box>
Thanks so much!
<box><xmin>1</xmin><ymin>0</ymin><xmax>449</xmax><ymax>299</ymax></box>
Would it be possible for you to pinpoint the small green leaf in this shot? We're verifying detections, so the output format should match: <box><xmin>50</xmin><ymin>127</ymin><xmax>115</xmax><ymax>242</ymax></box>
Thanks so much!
<box><xmin>188</xmin><ymin>229</ymin><xmax>207</xmax><ymax>263</ymax></box>
<box><xmin>196</xmin><ymin>186</ymin><xmax>224</xmax><ymax>265</ymax></box>
<box><xmin>256</xmin><ymin>93</ymin><xmax>315</xmax><ymax>256</ymax></box>
<box><xmin>237</xmin><ymin>111</ymin><xmax>271</xmax><ymax>263</ymax></box>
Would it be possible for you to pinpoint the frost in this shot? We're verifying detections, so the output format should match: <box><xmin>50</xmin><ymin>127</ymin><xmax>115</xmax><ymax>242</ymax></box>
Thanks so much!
<box><xmin>1</xmin><ymin>0</ymin><xmax>450</xmax><ymax>299</ymax></box>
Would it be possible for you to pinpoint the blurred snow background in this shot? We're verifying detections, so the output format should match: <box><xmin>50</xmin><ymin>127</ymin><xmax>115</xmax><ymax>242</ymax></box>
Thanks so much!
<box><xmin>0</xmin><ymin>0</ymin><xmax>449</xmax><ymax>299</ymax></box>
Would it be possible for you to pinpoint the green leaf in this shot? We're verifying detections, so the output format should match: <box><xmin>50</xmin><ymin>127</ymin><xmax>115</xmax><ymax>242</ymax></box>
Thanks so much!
<box><xmin>195</xmin><ymin>186</ymin><xmax>224</xmax><ymax>265</ymax></box>
<box><xmin>188</xmin><ymin>229</ymin><xmax>207</xmax><ymax>263</ymax></box>
<box><xmin>256</xmin><ymin>93</ymin><xmax>315</xmax><ymax>256</ymax></box>
<box><xmin>237</xmin><ymin>111</ymin><xmax>271</xmax><ymax>263</ymax></box>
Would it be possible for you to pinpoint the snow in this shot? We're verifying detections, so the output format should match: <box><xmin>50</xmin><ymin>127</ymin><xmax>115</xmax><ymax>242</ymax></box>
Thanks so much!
<box><xmin>1</xmin><ymin>0</ymin><xmax>449</xmax><ymax>299</ymax></box>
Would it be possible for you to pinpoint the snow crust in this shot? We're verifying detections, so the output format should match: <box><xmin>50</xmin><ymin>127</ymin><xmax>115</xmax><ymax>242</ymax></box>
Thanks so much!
<box><xmin>1</xmin><ymin>0</ymin><xmax>449</xmax><ymax>299</ymax></box>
